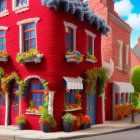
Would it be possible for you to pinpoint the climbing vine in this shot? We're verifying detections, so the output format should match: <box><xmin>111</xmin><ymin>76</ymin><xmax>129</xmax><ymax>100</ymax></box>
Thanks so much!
<box><xmin>85</xmin><ymin>67</ymin><xmax>109</xmax><ymax>96</ymax></box>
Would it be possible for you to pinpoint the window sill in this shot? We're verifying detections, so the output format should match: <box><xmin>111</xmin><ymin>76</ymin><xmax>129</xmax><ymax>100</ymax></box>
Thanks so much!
<box><xmin>0</xmin><ymin>55</ymin><xmax>8</xmax><ymax>63</ymax></box>
<box><xmin>23</xmin><ymin>54</ymin><xmax>44</xmax><ymax>64</ymax></box>
<box><xmin>0</xmin><ymin>10</ymin><xmax>9</xmax><ymax>17</ymax></box>
<box><xmin>85</xmin><ymin>59</ymin><xmax>97</xmax><ymax>63</ymax></box>
<box><xmin>123</xmin><ymin>65</ymin><xmax>130</xmax><ymax>73</ymax></box>
<box><xmin>65</xmin><ymin>54</ymin><xmax>82</xmax><ymax>64</ymax></box>
<box><xmin>14</xmin><ymin>5</ymin><xmax>29</xmax><ymax>14</ymax></box>
<box><xmin>63</xmin><ymin>108</ymin><xmax>82</xmax><ymax>112</ymax></box>
<box><xmin>26</xmin><ymin>112</ymin><xmax>42</xmax><ymax>116</ymax></box>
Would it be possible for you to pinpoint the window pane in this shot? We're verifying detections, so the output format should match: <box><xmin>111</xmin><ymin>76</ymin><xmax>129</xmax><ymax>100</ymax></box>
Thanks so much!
<box><xmin>2</xmin><ymin>45</ymin><xmax>5</xmax><ymax>50</ymax></box>
<box><xmin>0</xmin><ymin>31</ymin><xmax>5</xmax><ymax>37</ymax></box>
<box><xmin>24</xmin><ymin>25</ymin><xmax>30</xmax><ymax>31</ymax></box>
<box><xmin>41</xmin><ymin>93</ymin><xmax>44</xmax><ymax>100</ymax></box>
<box><xmin>31</xmin><ymin>23</ymin><xmax>36</xmax><ymax>29</ymax></box>
<box><xmin>24</xmin><ymin>40</ymin><xmax>29</xmax><ymax>46</ymax></box>
<box><xmin>70</xmin><ymin>90</ymin><xmax>75</xmax><ymax>104</ymax></box>
<box><xmin>16</xmin><ymin>95</ymin><xmax>19</xmax><ymax>105</ymax></box>
<box><xmin>24</xmin><ymin>32</ymin><xmax>30</xmax><ymax>39</ymax></box>
<box><xmin>36</xmin><ymin>82</ymin><xmax>40</xmax><ymax>90</ymax></box>
<box><xmin>41</xmin><ymin>84</ymin><xmax>45</xmax><ymax>90</ymax></box>
<box><xmin>31</xmin><ymin>92</ymin><xmax>35</xmax><ymax>106</ymax></box>
<box><xmin>69</xmin><ymin>36</ymin><xmax>72</xmax><ymax>43</ymax></box>
<box><xmin>0</xmin><ymin>45</ymin><xmax>2</xmax><ymax>50</ymax></box>
<box><xmin>3</xmin><ymin>38</ymin><xmax>5</xmax><ymax>43</ymax></box>
<box><xmin>65</xmin><ymin>92</ymin><xmax>69</xmax><ymax>105</ymax></box>
<box><xmin>22</xmin><ymin>0</ymin><xmax>27</xmax><ymax>5</ymax></box>
<box><xmin>0</xmin><ymin>38</ymin><xmax>2</xmax><ymax>44</ymax></box>
<box><xmin>3</xmin><ymin>1</ymin><xmax>6</xmax><ymax>6</ymax></box>
<box><xmin>30</xmin><ymin>83</ymin><xmax>34</xmax><ymax>90</ymax></box>
<box><xmin>31</xmin><ymin>45</ymin><xmax>36</xmax><ymax>50</ymax></box>
<box><xmin>2</xmin><ymin>7</ymin><xmax>6</xmax><ymax>11</ymax></box>
<box><xmin>66</xmin><ymin>35</ymin><xmax>69</xmax><ymax>42</ymax></box>
<box><xmin>31</xmin><ymin>39</ymin><xmax>36</xmax><ymax>45</ymax></box>
<box><xmin>31</xmin><ymin>30</ymin><xmax>36</xmax><ymax>38</ymax></box>
<box><xmin>36</xmin><ymin>92</ymin><xmax>40</xmax><ymax>107</ymax></box>
<box><xmin>12</xmin><ymin>94</ymin><xmax>15</xmax><ymax>105</ymax></box>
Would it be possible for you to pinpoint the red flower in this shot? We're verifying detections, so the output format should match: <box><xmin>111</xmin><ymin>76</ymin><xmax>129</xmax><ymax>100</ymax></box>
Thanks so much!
<box><xmin>41</xmin><ymin>119</ymin><xmax>47</xmax><ymax>124</ymax></box>
<box><xmin>23</xmin><ymin>54</ymin><xmax>26</xmax><ymax>57</ymax></box>
<box><xmin>134</xmin><ymin>107</ymin><xmax>137</xmax><ymax>113</ymax></box>
<box><xmin>46</xmin><ymin>121</ymin><xmax>51</xmax><ymax>125</ymax></box>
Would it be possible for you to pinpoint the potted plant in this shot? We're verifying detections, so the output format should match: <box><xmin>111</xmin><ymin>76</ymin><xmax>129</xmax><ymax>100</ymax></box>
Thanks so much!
<box><xmin>39</xmin><ymin>112</ymin><xmax>56</xmax><ymax>133</ymax></box>
<box><xmin>62</xmin><ymin>113</ymin><xmax>76</xmax><ymax>132</ymax></box>
<box><xmin>16</xmin><ymin>114</ymin><xmax>27</xmax><ymax>130</ymax></box>
<box><xmin>80</xmin><ymin>115</ymin><xmax>90</xmax><ymax>129</ymax></box>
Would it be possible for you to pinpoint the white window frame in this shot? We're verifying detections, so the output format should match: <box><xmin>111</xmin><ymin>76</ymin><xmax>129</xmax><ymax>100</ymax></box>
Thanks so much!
<box><xmin>115</xmin><ymin>40</ymin><xmax>123</xmax><ymax>71</ymax></box>
<box><xmin>125</xmin><ymin>45</ymin><xmax>129</xmax><ymax>66</ymax></box>
<box><xmin>64</xmin><ymin>21</ymin><xmax>77</xmax><ymax>52</ymax></box>
<box><xmin>84</xmin><ymin>29</ymin><xmax>96</xmax><ymax>56</ymax></box>
<box><xmin>17</xmin><ymin>18</ymin><xmax>40</xmax><ymax>53</ymax></box>
<box><xmin>12</xmin><ymin>0</ymin><xmax>29</xmax><ymax>14</ymax></box>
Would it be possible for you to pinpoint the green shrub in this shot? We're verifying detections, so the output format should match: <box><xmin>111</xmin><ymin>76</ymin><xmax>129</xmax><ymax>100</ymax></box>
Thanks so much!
<box><xmin>132</xmin><ymin>92</ymin><xmax>139</xmax><ymax>107</ymax></box>
<box><xmin>136</xmin><ymin>105</ymin><xmax>140</xmax><ymax>114</ymax></box>
<box><xmin>39</xmin><ymin>112</ymin><xmax>56</xmax><ymax>128</ymax></box>
<box><xmin>16</xmin><ymin>114</ymin><xmax>27</xmax><ymax>124</ymax></box>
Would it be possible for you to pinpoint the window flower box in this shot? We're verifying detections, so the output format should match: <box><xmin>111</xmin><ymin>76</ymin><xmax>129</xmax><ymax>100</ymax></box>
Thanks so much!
<box><xmin>16</xmin><ymin>49</ymin><xmax>43</xmax><ymax>64</ymax></box>
<box><xmin>0</xmin><ymin>50</ymin><xmax>8</xmax><ymax>63</ymax></box>
<box><xmin>65</xmin><ymin>51</ymin><xmax>84</xmax><ymax>64</ymax></box>
<box><xmin>85</xmin><ymin>53</ymin><xmax>97</xmax><ymax>63</ymax></box>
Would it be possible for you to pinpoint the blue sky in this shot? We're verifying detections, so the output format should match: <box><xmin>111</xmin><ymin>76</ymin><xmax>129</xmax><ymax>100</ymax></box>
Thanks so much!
<box><xmin>114</xmin><ymin>0</ymin><xmax>140</xmax><ymax>48</ymax></box>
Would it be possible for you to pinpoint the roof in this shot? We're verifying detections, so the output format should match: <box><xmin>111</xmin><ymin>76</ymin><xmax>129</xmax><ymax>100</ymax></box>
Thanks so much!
<box><xmin>113</xmin><ymin>82</ymin><xmax>134</xmax><ymax>94</ymax></box>
<box><xmin>132</xmin><ymin>44</ymin><xmax>140</xmax><ymax>61</ymax></box>
<box><xmin>41</xmin><ymin>0</ymin><xmax>110</xmax><ymax>36</ymax></box>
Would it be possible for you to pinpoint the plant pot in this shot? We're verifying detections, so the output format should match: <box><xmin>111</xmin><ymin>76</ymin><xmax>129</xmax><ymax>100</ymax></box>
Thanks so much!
<box><xmin>62</xmin><ymin>120</ymin><xmax>73</xmax><ymax>132</ymax></box>
<box><xmin>41</xmin><ymin>123</ymin><xmax>51</xmax><ymax>133</ymax></box>
<box><xmin>87</xmin><ymin>123</ymin><xmax>91</xmax><ymax>128</ymax></box>
<box><xmin>18</xmin><ymin>123</ymin><xmax>25</xmax><ymax>130</ymax></box>
<box><xmin>81</xmin><ymin>124</ymin><xmax>88</xmax><ymax>129</ymax></box>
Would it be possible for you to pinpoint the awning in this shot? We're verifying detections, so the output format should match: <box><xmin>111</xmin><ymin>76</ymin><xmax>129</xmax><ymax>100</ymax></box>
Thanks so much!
<box><xmin>63</xmin><ymin>76</ymin><xmax>83</xmax><ymax>90</ymax></box>
<box><xmin>113</xmin><ymin>81</ymin><xmax>134</xmax><ymax>94</ymax></box>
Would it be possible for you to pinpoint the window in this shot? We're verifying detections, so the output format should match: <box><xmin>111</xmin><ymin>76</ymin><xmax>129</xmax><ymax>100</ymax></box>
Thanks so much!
<box><xmin>64</xmin><ymin>21</ymin><xmax>77</xmax><ymax>52</ymax></box>
<box><xmin>0</xmin><ymin>31</ymin><xmax>5</xmax><ymax>50</ymax></box>
<box><xmin>24</xmin><ymin>23</ymin><xmax>37</xmax><ymax>52</ymax></box>
<box><xmin>65</xmin><ymin>27</ymin><xmax>73</xmax><ymax>52</ymax></box>
<box><xmin>12</xmin><ymin>83</ymin><xmax>19</xmax><ymax>106</ymax></box>
<box><xmin>17</xmin><ymin>18</ymin><xmax>40</xmax><ymax>53</ymax></box>
<box><xmin>85</xmin><ymin>29</ymin><xmax>96</xmax><ymax>56</ymax></box>
<box><xmin>29</xmin><ymin>79</ymin><xmax>45</xmax><ymax>107</ymax></box>
<box><xmin>87</xmin><ymin>35</ymin><xmax>93</xmax><ymax>55</ymax></box>
<box><xmin>12</xmin><ymin>0</ymin><xmax>29</xmax><ymax>13</ymax></box>
<box><xmin>0</xmin><ymin>0</ymin><xmax>6</xmax><ymax>12</ymax></box>
<box><xmin>17</xmin><ymin>0</ymin><xmax>27</xmax><ymax>7</ymax></box>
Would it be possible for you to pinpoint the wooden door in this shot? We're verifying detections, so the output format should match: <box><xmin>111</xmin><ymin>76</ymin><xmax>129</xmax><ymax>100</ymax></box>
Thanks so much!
<box><xmin>87</xmin><ymin>87</ymin><xmax>96</xmax><ymax>125</ymax></box>
<box><xmin>10</xmin><ymin>83</ymin><xmax>19</xmax><ymax>125</ymax></box>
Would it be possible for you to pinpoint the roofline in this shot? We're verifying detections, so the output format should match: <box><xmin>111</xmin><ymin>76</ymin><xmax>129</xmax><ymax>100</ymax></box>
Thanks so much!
<box><xmin>109</xmin><ymin>13</ymin><xmax>132</xmax><ymax>32</ymax></box>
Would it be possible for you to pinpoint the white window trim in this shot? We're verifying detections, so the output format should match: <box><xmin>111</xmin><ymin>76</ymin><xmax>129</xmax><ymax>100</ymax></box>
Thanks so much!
<box><xmin>115</xmin><ymin>40</ymin><xmax>123</xmax><ymax>71</ymax></box>
<box><xmin>17</xmin><ymin>18</ymin><xmax>40</xmax><ymax>53</ymax></box>
<box><xmin>125</xmin><ymin>45</ymin><xmax>129</xmax><ymax>66</ymax></box>
<box><xmin>0</xmin><ymin>26</ymin><xmax>8</xmax><ymax>31</ymax></box>
<box><xmin>84</xmin><ymin>29</ymin><xmax>96</xmax><ymax>56</ymax></box>
<box><xmin>0</xmin><ymin>10</ymin><xmax>9</xmax><ymax>18</ymax></box>
<box><xmin>64</xmin><ymin>21</ymin><xmax>77</xmax><ymax>51</ymax></box>
<box><xmin>12</xmin><ymin>0</ymin><xmax>29</xmax><ymax>14</ymax></box>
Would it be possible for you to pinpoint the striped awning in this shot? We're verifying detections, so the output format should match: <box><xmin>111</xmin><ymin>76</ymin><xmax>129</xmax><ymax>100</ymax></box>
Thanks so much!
<box><xmin>113</xmin><ymin>81</ymin><xmax>134</xmax><ymax>94</ymax></box>
<box><xmin>63</xmin><ymin>76</ymin><xmax>83</xmax><ymax>90</ymax></box>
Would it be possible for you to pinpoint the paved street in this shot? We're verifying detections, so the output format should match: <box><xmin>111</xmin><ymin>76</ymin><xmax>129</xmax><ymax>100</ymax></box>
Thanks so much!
<box><xmin>73</xmin><ymin>129</ymin><xmax>140</xmax><ymax>140</ymax></box>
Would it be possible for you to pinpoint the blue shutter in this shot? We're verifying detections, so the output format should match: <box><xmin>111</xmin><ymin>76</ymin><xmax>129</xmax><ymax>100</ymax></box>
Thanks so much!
<box><xmin>36</xmin><ymin>92</ymin><xmax>40</xmax><ymax>107</ymax></box>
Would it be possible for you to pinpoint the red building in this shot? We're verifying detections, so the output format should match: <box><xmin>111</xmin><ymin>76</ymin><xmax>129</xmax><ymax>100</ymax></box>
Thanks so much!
<box><xmin>88</xmin><ymin>0</ymin><xmax>134</xmax><ymax>121</ymax></box>
<box><xmin>0</xmin><ymin>0</ymin><xmax>110</xmax><ymax>131</ymax></box>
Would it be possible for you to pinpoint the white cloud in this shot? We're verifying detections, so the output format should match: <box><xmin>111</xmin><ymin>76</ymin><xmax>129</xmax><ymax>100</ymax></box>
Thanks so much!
<box><xmin>114</xmin><ymin>0</ymin><xmax>133</xmax><ymax>16</ymax></box>
<box><xmin>127</xmin><ymin>14</ymin><xmax>140</xmax><ymax>30</ymax></box>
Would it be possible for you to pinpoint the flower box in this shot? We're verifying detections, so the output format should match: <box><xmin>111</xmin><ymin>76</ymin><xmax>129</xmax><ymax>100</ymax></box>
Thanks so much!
<box><xmin>0</xmin><ymin>51</ymin><xmax>8</xmax><ymax>63</ymax></box>
<box><xmin>85</xmin><ymin>58</ymin><xmax>97</xmax><ymax>63</ymax></box>
<box><xmin>16</xmin><ymin>49</ymin><xmax>44</xmax><ymax>64</ymax></box>
<box><xmin>65</xmin><ymin>51</ymin><xmax>84</xmax><ymax>64</ymax></box>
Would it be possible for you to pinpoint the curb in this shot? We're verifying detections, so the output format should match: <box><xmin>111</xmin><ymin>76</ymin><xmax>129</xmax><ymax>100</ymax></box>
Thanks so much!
<box><xmin>0</xmin><ymin>125</ymin><xmax>140</xmax><ymax>140</ymax></box>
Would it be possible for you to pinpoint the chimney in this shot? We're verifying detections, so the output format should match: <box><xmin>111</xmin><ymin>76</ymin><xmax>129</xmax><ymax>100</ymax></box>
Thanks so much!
<box><xmin>138</xmin><ymin>37</ymin><xmax>140</xmax><ymax>46</ymax></box>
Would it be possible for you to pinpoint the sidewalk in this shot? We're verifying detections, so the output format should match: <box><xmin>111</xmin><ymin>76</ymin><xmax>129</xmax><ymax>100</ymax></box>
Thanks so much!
<box><xmin>0</xmin><ymin>115</ymin><xmax>140</xmax><ymax>140</ymax></box>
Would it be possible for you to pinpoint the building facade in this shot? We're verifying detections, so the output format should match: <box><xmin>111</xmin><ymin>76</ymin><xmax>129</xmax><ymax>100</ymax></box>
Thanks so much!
<box><xmin>0</xmin><ymin>0</ymin><xmax>110</xmax><ymax>131</ymax></box>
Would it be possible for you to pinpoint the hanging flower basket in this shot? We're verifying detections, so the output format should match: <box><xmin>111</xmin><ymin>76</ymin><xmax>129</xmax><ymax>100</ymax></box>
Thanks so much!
<box><xmin>65</xmin><ymin>51</ymin><xmax>84</xmax><ymax>64</ymax></box>
<box><xmin>85</xmin><ymin>67</ymin><xmax>109</xmax><ymax>96</ymax></box>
